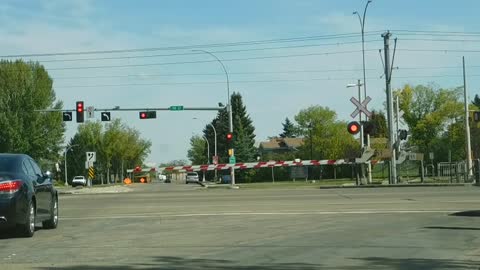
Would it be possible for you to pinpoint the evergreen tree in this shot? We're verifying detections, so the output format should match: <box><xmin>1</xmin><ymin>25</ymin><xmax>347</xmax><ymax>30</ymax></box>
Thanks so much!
<box><xmin>279</xmin><ymin>117</ymin><xmax>296</xmax><ymax>138</ymax></box>
<box><xmin>202</xmin><ymin>92</ymin><xmax>256</xmax><ymax>163</ymax></box>
<box><xmin>472</xmin><ymin>94</ymin><xmax>480</xmax><ymax>107</ymax></box>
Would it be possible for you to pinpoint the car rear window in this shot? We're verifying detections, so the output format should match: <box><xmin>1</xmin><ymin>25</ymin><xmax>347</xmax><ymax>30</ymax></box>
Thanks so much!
<box><xmin>187</xmin><ymin>172</ymin><xmax>197</xmax><ymax>176</ymax></box>
<box><xmin>0</xmin><ymin>157</ymin><xmax>18</xmax><ymax>173</ymax></box>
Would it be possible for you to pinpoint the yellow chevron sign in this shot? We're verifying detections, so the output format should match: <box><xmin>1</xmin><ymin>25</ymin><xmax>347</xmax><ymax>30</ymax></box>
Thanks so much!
<box><xmin>88</xmin><ymin>167</ymin><xmax>95</xmax><ymax>180</ymax></box>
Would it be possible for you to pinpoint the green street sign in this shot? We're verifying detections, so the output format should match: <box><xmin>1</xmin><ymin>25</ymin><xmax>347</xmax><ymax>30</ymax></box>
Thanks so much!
<box><xmin>169</xmin><ymin>105</ymin><xmax>184</xmax><ymax>111</ymax></box>
<box><xmin>229</xmin><ymin>156</ymin><xmax>236</xmax><ymax>164</ymax></box>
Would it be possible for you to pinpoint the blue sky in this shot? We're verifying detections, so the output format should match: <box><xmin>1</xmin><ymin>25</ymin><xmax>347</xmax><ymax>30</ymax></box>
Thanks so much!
<box><xmin>1</xmin><ymin>0</ymin><xmax>480</xmax><ymax>164</ymax></box>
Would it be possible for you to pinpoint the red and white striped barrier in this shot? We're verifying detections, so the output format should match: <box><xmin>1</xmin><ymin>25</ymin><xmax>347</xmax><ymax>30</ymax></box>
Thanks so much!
<box><xmin>159</xmin><ymin>159</ymin><xmax>348</xmax><ymax>173</ymax></box>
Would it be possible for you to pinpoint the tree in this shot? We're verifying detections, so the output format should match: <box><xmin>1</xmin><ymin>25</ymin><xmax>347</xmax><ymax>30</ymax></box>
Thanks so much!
<box><xmin>366</xmin><ymin>110</ymin><xmax>388</xmax><ymax>138</ymax></box>
<box><xmin>279</xmin><ymin>117</ymin><xmax>297</xmax><ymax>138</ymax></box>
<box><xmin>294</xmin><ymin>105</ymin><xmax>359</xmax><ymax>160</ymax></box>
<box><xmin>472</xmin><ymin>94</ymin><xmax>480</xmax><ymax>107</ymax></box>
<box><xmin>201</xmin><ymin>92</ymin><xmax>256</xmax><ymax>163</ymax></box>
<box><xmin>0</xmin><ymin>60</ymin><xmax>65</xmax><ymax>164</ymax></box>
<box><xmin>187</xmin><ymin>135</ymin><xmax>207</xmax><ymax>164</ymax></box>
<box><xmin>397</xmin><ymin>84</ymin><xmax>463</xmax><ymax>156</ymax></box>
<box><xmin>65</xmin><ymin>120</ymin><xmax>151</xmax><ymax>184</ymax></box>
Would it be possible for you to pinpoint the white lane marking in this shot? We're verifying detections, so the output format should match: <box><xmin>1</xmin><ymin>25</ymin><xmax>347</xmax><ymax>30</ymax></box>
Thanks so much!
<box><xmin>60</xmin><ymin>209</ymin><xmax>457</xmax><ymax>220</ymax></box>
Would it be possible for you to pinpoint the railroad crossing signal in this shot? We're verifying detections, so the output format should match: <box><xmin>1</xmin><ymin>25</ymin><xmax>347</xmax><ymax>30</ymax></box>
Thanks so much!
<box><xmin>350</xmin><ymin>96</ymin><xmax>372</xmax><ymax>119</ymax></box>
<box><xmin>101</xmin><ymin>112</ymin><xmax>111</xmax><ymax>121</ymax></box>
<box><xmin>347</xmin><ymin>121</ymin><xmax>361</xmax><ymax>135</ymax></box>
<box><xmin>62</xmin><ymin>112</ymin><xmax>72</xmax><ymax>121</ymax></box>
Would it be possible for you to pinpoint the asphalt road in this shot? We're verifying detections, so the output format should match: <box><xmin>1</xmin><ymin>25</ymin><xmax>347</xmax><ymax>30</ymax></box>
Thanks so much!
<box><xmin>1</xmin><ymin>184</ymin><xmax>480</xmax><ymax>270</ymax></box>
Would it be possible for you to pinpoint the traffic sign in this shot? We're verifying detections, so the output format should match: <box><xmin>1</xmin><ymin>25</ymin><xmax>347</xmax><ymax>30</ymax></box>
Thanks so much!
<box><xmin>169</xmin><ymin>105</ymin><xmax>184</xmax><ymax>111</ymax></box>
<box><xmin>87</xmin><ymin>106</ymin><xmax>95</xmax><ymax>118</ymax></box>
<box><xmin>62</xmin><ymin>112</ymin><xmax>72</xmax><ymax>121</ymax></box>
<box><xmin>86</xmin><ymin>152</ymin><xmax>96</xmax><ymax>162</ymax></box>
<box><xmin>350</xmin><ymin>96</ymin><xmax>372</xmax><ymax>118</ymax></box>
<box><xmin>101</xmin><ymin>112</ymin><xmax>111</xmax><ymax>121</ymax></box>
<box><xmin>229</xmin><ymin>156</ymin><xmax>236</xmax><ymax>164</ymax></box>
<box><xmin>88</xmin><ymin>167</ymin><xmax>95</xmax><ymax>180</ymax></box>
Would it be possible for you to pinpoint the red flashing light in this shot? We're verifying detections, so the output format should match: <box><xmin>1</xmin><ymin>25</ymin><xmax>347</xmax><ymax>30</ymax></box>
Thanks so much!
<box><xmin>226</xmin><ymin>133</ymin><xmax>233</xmax><ymax>141</ymax></box>
<box><xmin>347</xmin><ymin>121</ymin><xmax>361</xmax><ymax>135</ymax></box>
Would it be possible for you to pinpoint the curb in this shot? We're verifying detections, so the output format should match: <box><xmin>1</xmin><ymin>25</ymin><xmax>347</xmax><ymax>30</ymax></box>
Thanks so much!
<box><xmin>319</xmin><ymin>183</ymin><xmax>475</xmax><ymax>189</ymax></box>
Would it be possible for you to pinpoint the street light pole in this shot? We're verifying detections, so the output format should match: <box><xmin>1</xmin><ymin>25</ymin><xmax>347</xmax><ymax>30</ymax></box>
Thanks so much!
<box><xmin>193</xmin><ymin>118</ymin><xmax>217</xmax><ymax>165</ymax></box>
<box><xmin>193</xmin><ymin>49</ymin><xmax>235</xmax><ymax>186</ymax></box>
<box><xmin>353</xmin><ymin>0</ymin><xmax>372</xmax><ymax>101</ymax></box>
<box><xmin>64</xmin><ymin>144</ymin><xmax>78</xmax><ymax>186</ymax></box>
<box><xmin>201</xmin><ymin>135</ymin><xmax>210</xmax><ymax>182</ymax></box>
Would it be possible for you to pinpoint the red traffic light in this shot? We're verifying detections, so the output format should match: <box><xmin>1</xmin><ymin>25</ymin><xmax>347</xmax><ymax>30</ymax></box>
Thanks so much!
<box><xmin>347</xmin><ymin>121</ymin><xmax>361</xmax><ymax>135</ymax></box>
<box><xmin>76</xmin><ymin>101</ymin><xmax>84</xmax><ymax>123</ymax></box>
<box><xmin>139</xmin><ymin>111</ymin><xmax>156</xmax><ymax>119</ymax></box>
<box><xmin>77</xmin><ymin>102</ymin><xmax>83</xmax><ymax>112</ymax></box>
<box><xmin>226</xmin><ymin>133</ymin><xmax>233</xmax><ymax>141</ymax></box>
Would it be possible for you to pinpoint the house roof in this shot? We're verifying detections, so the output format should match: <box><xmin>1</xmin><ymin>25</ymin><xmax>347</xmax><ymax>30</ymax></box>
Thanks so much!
<box><xmin>259</xmin><ymin>137</ymin><xmax>304</xmax><ymax>150</ymax></box>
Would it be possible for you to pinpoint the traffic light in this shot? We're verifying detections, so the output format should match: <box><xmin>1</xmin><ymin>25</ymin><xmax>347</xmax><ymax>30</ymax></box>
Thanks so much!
<box><xmin>62</xmin><ymin>112</ymin><xmax>72</xmax><ymax>122</ymax></box>
<box><xmin>399</xmin><ymin>129</ymin><xmax>408</xmax><ymax>140</ymax></box>
<box><xmin>363</xmin><ymin>121</ymin><xmax>376</xmax><ymax>135</ymax></box>
<box><xmin>347</xmin><ymin>121</ymin><xmax>361</xmax><ymax>135</ymax></box>
<box><xmin>226</xmin><ymin>133</ymin><xmax>233</xmax><ymax>142</ymax></box>
<box><xmin>139</xmin><ymin>111</ymin><xmax>156</xmax><ymax>119</ymax></box>
<box><xmin>76</xmin><ymin>101</ymin><xmax>84</xmax><ymax>123</ymax></box>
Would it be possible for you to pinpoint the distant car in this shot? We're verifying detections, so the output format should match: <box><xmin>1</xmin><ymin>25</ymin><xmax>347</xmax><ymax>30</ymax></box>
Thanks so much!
<box><xmin>158</xmin><ymin>174</ymin><xmax>167</xmax><ymax>181</ymax></box>
<box><xmin>72</xmin><ymin>176</ymin><xmax>87</xmax><ymax>187</ymax></box>
<box><xmin>185</xmin><ymin>172</ymin><xmax>199</xmax><ymax>184</ymax></box>
<box><xmin>0</xmin><ymin>154</ymin><xmax>58</xmax><ymax>237</ymax></box>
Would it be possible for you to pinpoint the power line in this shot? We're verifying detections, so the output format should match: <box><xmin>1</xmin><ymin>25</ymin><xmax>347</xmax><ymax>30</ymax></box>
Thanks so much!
<box><xmin>400</xmin><ymin>38</ymin><xmax>480</xmax><ymax>43</ymax></box>
<box><xmin>47</xmin><ymin>49</ymin><xmax>377</xmax><ymax>71</ymax></box>
<box><xmin>53</xmin><ymin>68</ymin><xmax>377</xmax><ymax>80</ymax></box>
<box><xmin>398</xmin><ymin>49</ymin><xmax>480</xmax><ymax>53</ymax></box>
<box><xmin>54</xmin><ymin>74</ymin><xmax>480</xmax><ymax>88</ymax></box>
<box><xmin>394</xmin><ymin>29</ymin><xmax>480</xmax><ymax>36</ymax></box>
<box><xmin>38</xmin><ymin>40</ymin><xmax>381</xmax><ymax>63</ymax></box>
<box><xmin>0</xmin><ymin>31</ymin><xmax>383</xmax><ymax>58</ymax></box>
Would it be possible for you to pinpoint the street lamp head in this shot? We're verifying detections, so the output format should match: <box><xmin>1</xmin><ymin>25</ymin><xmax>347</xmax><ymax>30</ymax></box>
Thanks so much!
<box><xmin>367</xmin><ymin>0</ymin><xmax>372</xmax><ymax>4</ymax></box>
<box><xmin>353</xmin><ymin>11</ymin><xmax>358</xmax><ymax>15</ymax></box>
<box><xmin>346</xmin><ymin>84</ymin><xmax>357</xmax><ymax>88</ymax></box>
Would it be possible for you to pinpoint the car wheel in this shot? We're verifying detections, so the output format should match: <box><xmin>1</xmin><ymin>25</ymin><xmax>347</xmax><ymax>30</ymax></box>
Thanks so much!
<box><xmin>43</xmin><ymin>196</ymin><xmax>58</xmax><ymax>229</ymax></box>
<box><xmin>18</xmin><ymin>200</ymin><xmax>35</xmax><ymax>237</ymax></box>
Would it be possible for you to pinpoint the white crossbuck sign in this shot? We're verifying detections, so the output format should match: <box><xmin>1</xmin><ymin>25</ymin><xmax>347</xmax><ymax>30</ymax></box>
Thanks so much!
<box><xmin>350</xmin><ymin>96</ymin><xmax>372</xmax><ymax>118</ymax></box>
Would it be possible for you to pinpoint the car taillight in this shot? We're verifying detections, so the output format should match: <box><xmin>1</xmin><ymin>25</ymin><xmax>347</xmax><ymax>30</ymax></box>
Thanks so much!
<box><xmin>0</xmin><ymin>180</ymin><xmax>23</xmax><ymax>193</ymax></box>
